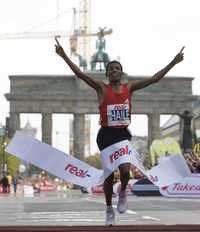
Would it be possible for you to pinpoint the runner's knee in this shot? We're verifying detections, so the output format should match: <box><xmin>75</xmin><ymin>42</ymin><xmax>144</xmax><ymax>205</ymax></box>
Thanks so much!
<box><xmin>119</xmin><ymin>163</ymin><xmax>130</xmax><ymax>175</ymax></box>
<box><xmin>104</xmin><ymin>173</ymin><xmax>114</xmax><ymax>185</ymax></box>
<box><xmin>120</xmin><ymin>171</ymin><xmax>130</xmax><ymax>182</ymax></box>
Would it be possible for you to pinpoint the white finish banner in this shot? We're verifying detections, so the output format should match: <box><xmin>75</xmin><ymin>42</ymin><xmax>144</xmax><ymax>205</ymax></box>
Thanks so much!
<box><xmin>146</xmin><ymin>155</ymin><xmax>191</xmax><ymax>187</ymax></box>
<box><xmin>101</xmin><ymin>140</ymin><xmax>191</xmax><ymax>187</ymax></box>
<box><xmin>6</xmin><ymin>131</ymin><xmax>104</xmax><ymax>188</ymax></box>
<box><xmin>100</xmin><ymin>140</ymin><xmax>146</xmax><ymax>178</ymax></box>
<box><xmin>6</xmin><ymin>131</ymin><xmax>191</xmax><ymax>188</ymax></box>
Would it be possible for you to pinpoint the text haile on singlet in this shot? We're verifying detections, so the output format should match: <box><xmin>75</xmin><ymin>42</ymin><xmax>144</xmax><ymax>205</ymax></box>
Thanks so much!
<box><xmin>107</xmin><ymin>103</ymin><xmax>130</xmax><ymax>126</ymax></box>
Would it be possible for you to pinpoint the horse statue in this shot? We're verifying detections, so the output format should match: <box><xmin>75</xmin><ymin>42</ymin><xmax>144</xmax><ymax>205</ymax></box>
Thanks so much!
<box><xmin>90</xmin><ymin>27</ymin><xmax>112</xmax><ymax>71</ymax></box>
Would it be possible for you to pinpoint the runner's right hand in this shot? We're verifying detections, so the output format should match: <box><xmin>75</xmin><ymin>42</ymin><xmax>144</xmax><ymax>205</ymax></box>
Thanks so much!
<box><xmin>55</xmin><ymin>37</ymin><xmax>65</xmax><ymax>58</ymax></box>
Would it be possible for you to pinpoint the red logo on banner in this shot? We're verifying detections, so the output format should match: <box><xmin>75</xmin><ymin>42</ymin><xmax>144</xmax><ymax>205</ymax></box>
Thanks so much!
<box><xmin>64</xmin><ymin>164</ymin><xmax>90</xmax><ymax>178</ymax></box>
<box><xmin>149</xmin><ymin>174</ymin><xmax>158</xmax><ymax>182</ymax></box>
<box><xmin>109</xmin><ymin>145</ymin><xmax>130</xmax><ymax>163</ymax></box>
<box><xmin>172</xmin><ymin>183</ymin><xmax>200</xmax><ymax>191</ymax></box>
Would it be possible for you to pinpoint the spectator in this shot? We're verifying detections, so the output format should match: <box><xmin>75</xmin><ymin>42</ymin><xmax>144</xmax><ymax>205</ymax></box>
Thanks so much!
<box><xmin>184</xmin><ymin>152</ymin><xmax>200</xmax><ymax>173</ymax></box>
<box><xmin>12</xmin><ymin>176</ymin><xmax>18</xmax><ymax>194</ymax></box>
<box><xmin>0</xmin><ymin>175</ymin><xmax>9</xmax><ymax>193</ymax></box>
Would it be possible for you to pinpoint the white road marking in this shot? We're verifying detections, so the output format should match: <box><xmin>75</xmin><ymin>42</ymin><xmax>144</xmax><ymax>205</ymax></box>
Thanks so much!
<box><xmin>142</xmin><ymin>215</ymin><xmax>160</xmax><ymax>221</ymax></box>
<box><xmin>126</xmin><ymin>209</ymin><xmax>137</xmax><ymax>215</ymax></box>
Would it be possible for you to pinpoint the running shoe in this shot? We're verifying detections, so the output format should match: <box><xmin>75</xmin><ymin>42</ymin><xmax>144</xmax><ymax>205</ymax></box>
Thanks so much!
<box><xmin>117</xmin><ymin>190</ymin><xmax>127</xmax><ymax>213</ymax></box>
<box><xmin>105</xmin><ymin>206</ymin><xmax>115</xmax><ymax>226</ymax></box>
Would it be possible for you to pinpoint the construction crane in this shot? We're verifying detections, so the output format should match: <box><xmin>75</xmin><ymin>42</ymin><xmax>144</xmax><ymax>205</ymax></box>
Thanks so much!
<box><xmin>0</xmin><ymin>0</ymin><xmax>112</xmax><ymax>70</ymax></box>
<box><xmin>58</xmin><ymin>0</ymin><xmax>112</xmax><ymax>70</ymax></box>
<box><xmin>0</xmin><ymin>1</ymin><xmax>90</xmax><ymax>66</ymax></box>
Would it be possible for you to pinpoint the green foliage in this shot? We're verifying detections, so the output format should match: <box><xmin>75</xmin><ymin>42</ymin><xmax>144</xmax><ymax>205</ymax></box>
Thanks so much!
<box><xmin>5</xmin><ymin>152</ymin><xmax>21</xmax><ymax>176</ymax></box>
<box><xmin>0</xmin><ymin>137</ymin><xmax>21</xmax><ymax>176</ymax></box>
<box><xmin>85</xmin><ymin>152</ymin><xmax>102</xmax><ymax>169</ymax></box>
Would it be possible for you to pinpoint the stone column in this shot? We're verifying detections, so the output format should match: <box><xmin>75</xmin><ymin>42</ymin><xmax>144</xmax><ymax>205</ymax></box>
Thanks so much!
<box><xmin>148</xmin><ymin>112</ymin><xmax>161</xmax><ymax>146</ymax></box>
<box><xmin>8</xmin><ymin>112</ymin><xmax>20</xmax><ymax>137</ymax></box>
<box><xmin>73</xmin><ymin>114</ymin><xmax>85</xmax><ymax>160</ymax></box>
<box><xmin>42</xmin><ymin>113</ymin><xmax>52</xmax><ymax>145</ymax></box>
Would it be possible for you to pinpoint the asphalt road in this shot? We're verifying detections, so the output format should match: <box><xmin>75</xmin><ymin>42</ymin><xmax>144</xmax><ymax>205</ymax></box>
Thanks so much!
<box><xmin>0</xmin><ymin>190</ymin><xmax>200</xmax><ymax>226</ymax></box>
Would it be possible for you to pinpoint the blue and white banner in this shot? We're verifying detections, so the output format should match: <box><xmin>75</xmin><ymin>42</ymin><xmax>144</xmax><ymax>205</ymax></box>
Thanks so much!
<box><xmin>6</xmin><ymin>131</ymin><xmax>191</xmax><ymax>188</ymax></box>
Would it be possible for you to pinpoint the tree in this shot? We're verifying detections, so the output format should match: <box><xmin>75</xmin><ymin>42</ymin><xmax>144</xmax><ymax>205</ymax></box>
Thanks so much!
<box><xmin>85</xmin><ymin>152</ymin><xmax>102</xmax><ymax>169</ymax></box>
<box><xmin>0</xmin><ymin>138</ymin><xmax>21</xmax><ymax>176</ymax></box>
<box><xmin>5</xmin><ymin>152</ymin><xmax>21</xmax><ymax>176</ymax></box>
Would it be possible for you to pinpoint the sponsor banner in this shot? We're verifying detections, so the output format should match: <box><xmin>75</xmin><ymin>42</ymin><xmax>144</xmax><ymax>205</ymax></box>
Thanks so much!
<box><xmin>160</xmin><ymin>174</ymin><xmax>200</xmax><ymax>198</ymax></box>
<box><xmin>6</xmin><ymin>131</ymin><xmax>191</xmax><ymax>189</ymax></box>
<box><xmin>39</xmin><ymin>185</ymin><xmax>57</xmax><ymax>191</ymax></box>
<box><xmin>6</xmin><ymin>131</ymin><xmax>104</xmax><ymax>188</ymax></box>
<box><xmin>101</xmin><ymin>140</ymin><xmax>191</xmax><ymax>187</ymax></box>
<box><xmin>87</xmin><ymin>185</ymin><xmax>104</xmax><ymax>194</ymax></box>
<box><xmin>100</xmin><ymin>140</ymin><xmax>134</xmax><ymax>178</ymax></box>
<box><xmin>100</xmin><ymin>140</ymin><xmax>147</xmax><ymax>179</ymax></box>
<box><xmin>146</xmin><ymin>154</ymin><xmax>191</xmax><ymax>187</ymax></box>
<box><xmin>39</xmin><ymin>180</ymin><xmax>57</xmax><ymax>191</ymax></box>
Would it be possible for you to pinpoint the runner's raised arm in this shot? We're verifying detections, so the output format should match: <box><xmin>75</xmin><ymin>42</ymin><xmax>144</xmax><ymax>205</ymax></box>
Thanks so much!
<box><xmin>55</xmin><ymin>37</ymin><xmax>104</xmax><ymax>92</ymax></box>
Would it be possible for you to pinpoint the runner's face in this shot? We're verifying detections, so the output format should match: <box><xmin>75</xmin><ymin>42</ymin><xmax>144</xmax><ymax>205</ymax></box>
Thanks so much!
<box><xmin>107</xmin><ymin>63</ymin><xmax>122</xmax><ymax>83</ymax></box>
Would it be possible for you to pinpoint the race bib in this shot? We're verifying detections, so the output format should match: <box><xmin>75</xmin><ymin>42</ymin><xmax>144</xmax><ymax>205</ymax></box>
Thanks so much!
<box><xmin>107</xmin><ymin>103</ymin><xmax>130</xmax><ymax>126</ymax></box>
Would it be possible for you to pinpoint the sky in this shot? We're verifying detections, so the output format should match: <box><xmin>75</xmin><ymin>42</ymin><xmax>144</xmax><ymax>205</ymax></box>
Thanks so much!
<box><xmin>0</xmin><ymin>0</ymin><xmax>200</xmax><ymax>154</ymax></box>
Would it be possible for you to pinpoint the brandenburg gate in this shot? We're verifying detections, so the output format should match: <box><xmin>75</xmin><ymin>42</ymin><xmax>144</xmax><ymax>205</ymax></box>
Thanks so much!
<box><xmin>5</xmin><ymin>73</ymin><xmax>197</xmax><ymax>159</ymax></box>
